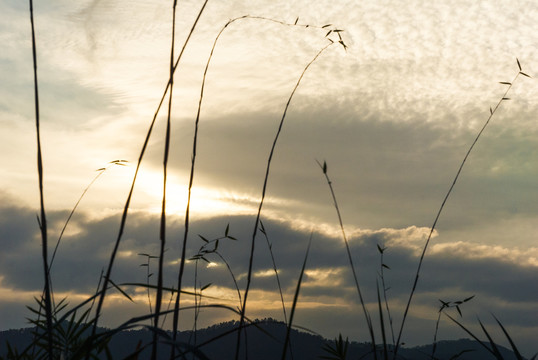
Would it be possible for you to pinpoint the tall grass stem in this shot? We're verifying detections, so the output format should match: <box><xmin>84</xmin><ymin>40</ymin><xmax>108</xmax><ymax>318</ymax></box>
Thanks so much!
<box><xmin>90</xmin><ymin>1</ymin><xmax>208</xmax><ymax>353</ymax></box>
<box><xmin>317</xmin><ymin>161</ymin><xmax>378</xmax><ymax>360</ymax></box>
<box><xmin>28</xmin><ymin>0</ymin><xmax>54</xmax><ymax>358</ymax></box>
<box><xmin>235</xmin><ymin>43</ymin><xmax>333</xmax><ymax>360</ymax></box>
<box><xmin>152</xmin><ymin>0</ymin><xmax>179</xmax><ymax>358</ymax></box>
<box><xmin>281</xmin><ymin>234</ymin><xmax>312</xmax><ymax>360</ymax></box>
<box><xmin>169</xmin><ymin>2</ymin><xmax>210</xmax><ymax>357</ymax></box>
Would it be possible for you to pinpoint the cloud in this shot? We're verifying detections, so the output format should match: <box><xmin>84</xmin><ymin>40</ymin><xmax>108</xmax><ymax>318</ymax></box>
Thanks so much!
<box><xmin>148</xmin><ymin>104</ymin><xmax>538</xmax><ymax>239</ymax></box>
<box><xmin>1</xmin><ymin>0</ymin><xmax>537</xmax><ymax>355</ymax></box>
<box><xmin>0</xmin><ymin>196</ymin><xmax>536</xmax><ymax>352</ymax></box>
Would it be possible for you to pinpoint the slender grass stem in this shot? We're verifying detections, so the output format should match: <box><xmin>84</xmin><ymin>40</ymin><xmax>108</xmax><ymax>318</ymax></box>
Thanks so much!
<box><xmin>50</xmin><ymin>168</ymin><xmax>105</xmax><ymax>269</ymax></box>
<box><xmin>168</xmin><ymin>2</ymin><xmax>210</xmax><ymax>357</ymax></box>
<box><xmin>189</xmin><ymin>233</ymin><xmax>244</xmax><ymax>332</ymax></box>
<box><xmin>216</xmin><ymin>252</ymin><xmax>243</xmax><ymax>308</ymax></box>
<box><xmin>430</xmin><ymin>310</ymin><xmax>442</xmax><ymax>359</ymax></box>
<box><xmin>49</xmin><ymin>160</ymin><xmax>127</xmax><ymax>275</ymax></box>
<box><xmin>31</xmin><ymin>161</ymin><xmax>125</xmax><ymax>351</ymax></box>
<box><xmin>87</xmin><ymin>268</ymin><xmax>104</xmax><ymax>324</ymax></box>
<box><xmin>152</xmin><ymin>1</ymin><xmax>178</xmax><ymax>358</ymax></box>
<box><xmin>259</xmin><ymin>221</ymin><xmax>295</xmax><ymax>359</ymax></box>
<box><xmin>89</xmin><ymin>2</ymin><xmax>208</xmax><ymax>355</ymax></box>
<box><xmin>189</xmin><ymin>258</ymin><xmax>201</xmax><ymax>354</ymax></box>
<box><xmin>393</xmin><ymin>69</ymin><xmax>523</xmax><ymax>360</ymax></box>
<box><xmin>259</xmin><ymin>221</ymin><xmax>288</xmax><ymax>325</ymax></box>
<box><xmin>28</xmin><ymin>1</ymin><xmax>54</xmax><ymax>358</ymax></box>
<box><xmin>164</xmin><ymin>14</ymin><xmax>340</xmax><ymax>358</ymax></box>
<box><xmin>281</xmin><ymin>234</ymin><xmax>312</xmax><ymax>360</ymax></box>
<box><xmin>235</xmin><ymin>42</ymin><xmax>334</xmax><ymax>360</ymax></box>
<box><xmin>376</xmin><ymin>280</ymin><xmax>389</xmax><ymax>360</ymax></box>
<box><xmin>161</xmin><ymin>284</ymin><xmax>176</xmax><ymax>328</ymax></box>
<box><xmin>317</xmin><ymin>161</ymin><xmax>378</xmax><ymax>360</ymax></box>
<box><xmin>139</xmin><ymin>254</ymin><xmax>157</xmax><ymax>326</ymax></box>
<box><xmin>378</xmin><ymin>247</ymin><xmax>395</xmax><ymax>347</ymax></box>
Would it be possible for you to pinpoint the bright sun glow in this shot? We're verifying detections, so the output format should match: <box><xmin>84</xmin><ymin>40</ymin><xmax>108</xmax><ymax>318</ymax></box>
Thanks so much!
<box><xmin>133</xmin><ymin>169</ymin><xmax>306</xmax><ymax>220</ymax></box>
<box><xmin>134</xmin><ymin>170</ymin><xmax>259</xmax><ymax>217</ymax></box>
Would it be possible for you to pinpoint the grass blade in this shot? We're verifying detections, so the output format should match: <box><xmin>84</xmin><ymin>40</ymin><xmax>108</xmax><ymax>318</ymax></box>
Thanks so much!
<box><xmin>108</xmin><ymin>278</ymin><xmax>134</xmax><ymax>303</ymax></box>
<box><xmin>445</xmin><ymin>313</ymin><xmax>501</xmax><ymax>359</ymax></box>
<box><xmin>281</xmin><ymin>234</ymin><xmax>312</xmax><ymax>360</ymax></box>
<box><xmin>477</xmin><ymin>318</ymin><xmax>504</xmax><ymax>360</ymax></box>
<box><xmin>492</xmin><ymin>314</ymin><xmax>524</xmax><ymax>360</ymax></box>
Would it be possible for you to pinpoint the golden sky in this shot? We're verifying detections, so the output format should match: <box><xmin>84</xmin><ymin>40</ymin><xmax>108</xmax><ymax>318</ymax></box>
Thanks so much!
<box><xmin>0</xmin><ymin>0</ymin><xmax>537</xmax><ymax>355</ymax></box>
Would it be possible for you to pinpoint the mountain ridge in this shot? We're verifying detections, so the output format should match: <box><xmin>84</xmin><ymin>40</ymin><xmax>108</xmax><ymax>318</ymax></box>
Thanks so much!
<box><xmin>0</xmin><ymin>318</ymin><xmax>527</xmax><ymax>359</ymax></box>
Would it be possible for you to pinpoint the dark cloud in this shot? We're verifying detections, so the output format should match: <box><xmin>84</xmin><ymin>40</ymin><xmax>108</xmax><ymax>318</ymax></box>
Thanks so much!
<box><xmin>141</xmin><ymin>103</ymin><xmax>538</xmax><ymax>238</ymax></box>
<box><xmin>1</xmin><ymin>197</ymin><xmax>536</xmax><ymax>353</ymax></box>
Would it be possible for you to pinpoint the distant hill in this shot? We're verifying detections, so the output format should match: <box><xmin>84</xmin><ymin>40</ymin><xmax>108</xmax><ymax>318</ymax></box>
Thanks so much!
<box><xmin>0</xmin><ymin>319</ymin><xmax>527</xmax><ymax>359</ymax></box>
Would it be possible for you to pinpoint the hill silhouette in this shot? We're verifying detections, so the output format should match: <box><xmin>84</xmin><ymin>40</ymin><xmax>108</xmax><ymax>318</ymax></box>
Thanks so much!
<box><xmin>0</xmin><ymin>318</ymin><xmax>527</xmax><ymax>359</ymax></box>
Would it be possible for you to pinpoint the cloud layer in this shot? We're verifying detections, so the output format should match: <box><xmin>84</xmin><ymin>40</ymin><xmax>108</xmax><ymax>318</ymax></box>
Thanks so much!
<box><xmin>0</xmin><ymin>197</ymin><xmax>536</xmax><ymax>353</ymax></box>
<box><xmin>1</xmin><ymin>0</ymin><xmax>537</xmax><ymax>356</ymax></box>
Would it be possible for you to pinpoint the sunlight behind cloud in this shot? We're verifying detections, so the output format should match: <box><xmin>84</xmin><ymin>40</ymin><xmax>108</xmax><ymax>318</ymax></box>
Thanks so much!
<box><xmin>1</xmin><ymin>0</ymin><xmax>537</xmax><ymax>354</ymax></box>
<box><xmin>134</xmin><ymin>168</ymin><xmax>321</xmax><ymax>220</ymax></box>
<box><xmin>254</xmin><ymin>269</ymin><xmax>277</xmax><ymax>278</ymax></box>
<box><xmin>430</xmin><ymin>242</ymin><xmax>538</xmax><ymax>267</ymax></box>
<box><xmin>135</xmin><ymin>170</ymin><xmax>256</xmax><ymax>217</ymax></box>
<box><xmin>303</xmin><ymin>268</ymin><xmax>344</xmax><ymax>287</ymax></box>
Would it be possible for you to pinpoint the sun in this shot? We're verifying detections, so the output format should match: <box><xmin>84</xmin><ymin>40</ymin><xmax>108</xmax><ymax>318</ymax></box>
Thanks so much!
<box><xmin>134</xmin><ymin>169</ymin><xmax>258</xmax><ymax>218</ymax></box>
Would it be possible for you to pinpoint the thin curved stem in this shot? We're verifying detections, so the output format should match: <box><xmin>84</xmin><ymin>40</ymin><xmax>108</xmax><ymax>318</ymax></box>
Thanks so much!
<box><xmin>235</xmin><ymin>43</ymin><xmax>333</xmax><ymax>360</ymax></box>
<box><xmin>392</xmin><ymin>70</ymin><xmax>522</xmax><ymax>359</ymax></box>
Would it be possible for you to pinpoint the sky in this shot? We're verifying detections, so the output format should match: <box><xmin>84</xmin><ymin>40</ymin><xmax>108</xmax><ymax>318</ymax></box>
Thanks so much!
<box><xmin>1</xmin><ymin>0</ymin><xmax>537</xmax><ymax>355</ymax></box>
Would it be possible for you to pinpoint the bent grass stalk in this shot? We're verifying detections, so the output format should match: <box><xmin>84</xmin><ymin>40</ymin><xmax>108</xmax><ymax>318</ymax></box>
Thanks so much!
<box><xmin>393</xmin><ymin>62</ymin><xmax>530</xmax><ymax>359</ymax></box>
<box><xmin>235</xmin><ymin>42</ymin><xmax>338</xmax><ymax>360</ymax></box>
<box><xmin>49</xmin><ymin>160</ymin><xmax>128</xmax><ymax>271</ymax></box>
<box><xmin>32</xmin><ymin>160</ymin><xmax>126</xmax><ymax>352</ymax></box>
<box><xmin>166</xmin><ymin>12</ymin><xmax>345</xmax><ymax>359</ymax></box>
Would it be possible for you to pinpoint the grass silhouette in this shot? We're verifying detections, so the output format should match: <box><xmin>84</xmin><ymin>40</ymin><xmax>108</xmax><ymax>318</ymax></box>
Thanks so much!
<box><xmin>9</xmin><ymin>1</ymin><xmax>535</xmax><ymax>360</ymax></box>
